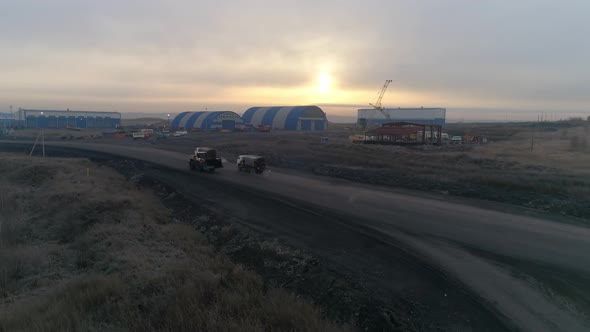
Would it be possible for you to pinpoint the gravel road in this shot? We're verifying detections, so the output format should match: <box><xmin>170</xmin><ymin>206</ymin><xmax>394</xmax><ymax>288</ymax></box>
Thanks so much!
<box><xmin>2</xmin><ymin>140</ymin><xmax>589</xmax><ymax>331</ymax></box>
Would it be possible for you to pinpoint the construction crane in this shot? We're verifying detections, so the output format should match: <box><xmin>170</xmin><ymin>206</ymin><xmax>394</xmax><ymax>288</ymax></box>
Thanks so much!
<box><xmin>359</xmin><ymin>79</ymin><xmax>392</xmax><ymax>130</ymax></box>
<box><xmin>369</xmin><ymin>79</ymin><xmax>392</xmax><ymax>120</ymax></box>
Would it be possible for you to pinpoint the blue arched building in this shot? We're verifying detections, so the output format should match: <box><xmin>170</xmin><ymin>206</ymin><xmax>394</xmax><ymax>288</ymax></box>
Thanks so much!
<box><xmin>171</xmin><ymin>111</ymin><xmax>244</xmax><ymax>131</ymax></box>
<box><xmin>242</xmin><ymin>105</ymin><xmax>327</xmax><ymax>131</ymax></box>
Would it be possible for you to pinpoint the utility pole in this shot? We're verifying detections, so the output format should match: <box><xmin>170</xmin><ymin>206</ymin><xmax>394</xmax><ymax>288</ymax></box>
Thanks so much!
<box><xmin>504</xmin><ymin>112</ymin><xmax>508</xmax><ymax>139</ymax></box>
<box><xmin>30</xmin><ymin>132</ymin><xmax>40</xmax><ymax>156</ymax></box>
<box><xmin>42</xmin><ymin>128</ymin><xmax>45</xmax><ymax>158</ymax></box>
<box><xmin>531</xmin><ymin>115</ymin><xmax>539</xmax><ymax>152</ymax></box>
<box><xmin>40</xmin><ymin>111</ymin><xmax>45</xmax><ymax>157</ymax></box>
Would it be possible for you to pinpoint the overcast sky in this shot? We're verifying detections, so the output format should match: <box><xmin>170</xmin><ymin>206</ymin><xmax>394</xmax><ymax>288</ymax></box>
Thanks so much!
<box><xmin>0</xmin><ymin>0</ymin><xmax>588</xmax><ymax>120</ymax></box>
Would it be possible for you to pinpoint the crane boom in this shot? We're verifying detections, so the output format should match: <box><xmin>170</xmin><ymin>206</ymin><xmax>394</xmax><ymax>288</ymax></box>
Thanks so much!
<box><xmin>369</xmin><ymin>79</ymin><xmax>392</xmax><ymax>120</ymax></box>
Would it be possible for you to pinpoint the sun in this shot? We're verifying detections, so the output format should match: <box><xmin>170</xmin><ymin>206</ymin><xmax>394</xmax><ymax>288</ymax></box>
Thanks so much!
<box><xmin>317</xmin><ymin>72</ymin><xmax>332</xmax><ymax>93</ymax></box>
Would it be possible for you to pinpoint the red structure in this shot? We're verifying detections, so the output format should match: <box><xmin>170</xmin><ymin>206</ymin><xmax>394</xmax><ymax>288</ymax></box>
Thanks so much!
<box><xmin>364</xmin><ymin>122</ymin><xmax>442</xmax><ymax>145</ymax></box>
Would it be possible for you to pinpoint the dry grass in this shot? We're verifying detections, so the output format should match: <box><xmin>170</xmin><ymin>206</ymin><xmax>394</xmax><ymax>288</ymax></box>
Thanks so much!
<box><xmin>10</xmin><ymin>128</ymin><xmax>106</xmax><ymax>140</ymax></box>
<box><xmin>0</xmin><ymin>154</ymin><xmax>348</xmax><ymax>332</ymax></box>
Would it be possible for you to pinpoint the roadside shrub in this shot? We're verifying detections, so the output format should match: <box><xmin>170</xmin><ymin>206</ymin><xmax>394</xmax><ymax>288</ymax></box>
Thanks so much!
<box><xmin>0</xmin><ymin>215</ymin><xmax>26</xmax><ymax>247</ymax></box>
<box><xmin>0</xmin><ymin>246</ymin><xmax>45</xmax><ymax>296</ymax></box>
<box><xmin>11</xmin><ymin>165</ymin><xmax>54</xmax><ymax>187</ymax></box>
<box><xmin>72</xmin><ymin>238</ymin><xmax>98</xmax><ymax>270</ymax></box>
<box><xmin>0</xmin><ymin>275</ymin><xmax>125</xmax><ymax>331</ymax></box>
<box><xmin>570</xmin><ymin>135</ymin><xmax>579</xmax><ymax>148</ymax></box>
<box><xmin>561</xmin><ymin>128</ymin><xmax>569</xmax><ymax>139</ymax></box>
<box><xmin>126</xmin><ymin>265</ymin><xmax>344</xmax><ymax>332</ymax></box>
<box><xmin>0</xmin><ymin>155</ymin><xmax>349</xmax><ymax>332</ymax></box>
<box><xmin>570</xmin><ymin>135</ymin><xmax>587</xmax><ymax>150</ymax></box>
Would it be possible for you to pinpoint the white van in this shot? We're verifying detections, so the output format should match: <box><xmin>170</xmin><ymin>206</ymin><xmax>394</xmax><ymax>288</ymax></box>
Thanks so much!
<box><xmin>132</xmin><ymin>132</ymin><xmax>146</xmax><ymax>139</ymax></box>
<box><xmin>173</xmin><ymin>130</ymin><xmax>188</xmax><ymax>137</ymax></box>
<box><xmin>451</xmin><ymin>136</ymin><xmax>463</xmax><ymax>144</ymax></box>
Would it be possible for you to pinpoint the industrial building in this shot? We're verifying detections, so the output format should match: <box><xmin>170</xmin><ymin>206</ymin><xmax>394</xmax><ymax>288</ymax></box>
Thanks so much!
<box><xmin>242</xmin><ymin>106</ymin><xmax>327</xmax><ymax>131</ymax></box>
<box><xmin>358</xmin><ymin>108</ymin><xmax>446</xmax><ymax>127</ymax></box>
<box><xmin>16</xmin><ymin>109</ymin><xmax>121</xmax><ymax>129</ymax></box>
<box><xmin>0</xmin><ymin>113</ymin><xmax>16</xmax><ymax>127</ymax></box>
<box><xmin>364</xmin><ymin>122</ymin><xmax>443</xmax><ymax>145</ymax></box>
<box><xmin>170</xmin><ymin>111</ymin><xmax>244</xmax><ymax>131</ymax></box>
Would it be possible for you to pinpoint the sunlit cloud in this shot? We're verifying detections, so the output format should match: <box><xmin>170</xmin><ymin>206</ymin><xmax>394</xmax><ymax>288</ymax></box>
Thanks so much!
<box><xmin>0</xmin><ymin>0</ymin><xmax>588</xmax><ymax>120</ymax></box>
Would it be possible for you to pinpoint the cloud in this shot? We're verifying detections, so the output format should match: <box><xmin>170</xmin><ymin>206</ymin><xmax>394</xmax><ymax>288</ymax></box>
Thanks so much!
<box><xmin>0</xmin><ymin>0</ymin><xmax>589</xmax><ymax>115</ymax></box>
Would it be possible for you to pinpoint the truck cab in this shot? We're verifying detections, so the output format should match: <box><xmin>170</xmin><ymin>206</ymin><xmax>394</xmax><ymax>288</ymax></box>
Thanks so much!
<box><xmin>189</xmin><ymin>147</ymin><xmax>223</xmax><ymax>172</ymax></box>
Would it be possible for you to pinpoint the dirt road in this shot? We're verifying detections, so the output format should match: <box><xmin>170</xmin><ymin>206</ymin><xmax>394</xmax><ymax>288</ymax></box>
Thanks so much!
<box><xmin>2</xmin><ymin>140</ymin><xmax>589</xmax><ymax>331</ymax></box>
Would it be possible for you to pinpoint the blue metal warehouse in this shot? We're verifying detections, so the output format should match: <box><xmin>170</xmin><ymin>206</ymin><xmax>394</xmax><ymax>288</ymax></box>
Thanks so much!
<box><xmin>242</xmin><ymin>105</ymin><xmax>327</xmax><ymax>130</ymax></box>
<box><xmin>171</xmin><ymin>111</ymin><xmax>244</xmax><ymax>131</ymax></box>
<box><xmin>16</xmin><ymin>109</ymin><xmax>121</xmax><ymax>129</ymax></box>
<box><xmin>358</xmin><ymin>108</ymin><xmax>446</xmax><ymax>126</ymax></box>
<box><xmin>0</xmin><ymin>113</ymin><xmax>16</xmax><ymax>127</ymax></box>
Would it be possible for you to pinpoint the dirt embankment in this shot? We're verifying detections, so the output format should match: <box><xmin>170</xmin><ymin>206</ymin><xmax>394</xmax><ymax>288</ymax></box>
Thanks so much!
<box><xmin>0</xmin><ymin>154</ymin><xmax>348</xmax><ymax>331</ymax></box>
<box><xmin>97</xmin><ymin>156</ymin><xmax>417</xmax><ymax>332</ymax></box>
<box><xmin>0</xmin><ymin>144</ymin><xmax>452</xmax><ymax>331</ymax></box>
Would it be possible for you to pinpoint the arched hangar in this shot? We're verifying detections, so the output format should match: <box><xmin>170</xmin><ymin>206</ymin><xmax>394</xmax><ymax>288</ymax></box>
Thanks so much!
<box><xmin>171</xmin><ymin>111</ymin><xmax>244</xmax><ymax>131</ymax></box>
<box><xmin>242</xmin><ymin>105</ymin><xmax>327</xmax><ymax>131</ymax></box>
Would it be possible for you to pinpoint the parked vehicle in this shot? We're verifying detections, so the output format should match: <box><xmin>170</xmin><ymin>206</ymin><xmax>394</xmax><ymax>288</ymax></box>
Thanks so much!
<box><xmin>237</xmin><ymin>155</ymin><xmax>266</xmax><ymax>174</ymax></box>
<box><xmin>451</xmin><ymin>136</ymin><xmax>463</xmax><ymax>144</ymax></box>
<box><xmin>189</xmin><ymin>147</ymin><xmax>223</xmax><ymax>172</ymax></box>
<box><xmin>258</xmin><ymin>125</ymin><xmax>271</xmax><ymax>132</ymax></box>
<box><xmin>349</xmin><ymin>134</ymin><xmax>365</xmax><ymax>144</ymax></box>
<box><xmin>140</xmin><ymin>128</ymin><xmax>154</xmax><ymax>137</ymax></box>
<box><xmin>173</xmin><ymin>130</ymin><xmax>188</xmax><ymax>137</ymax></box>
<box><xmin>0</xmin><ymin>128</ymin><xmax>14</xmax><ymax>136</ymax></box>
<box><xmin>132</xmin><ymin>132</ymin><xmax>146</xmax><ymax>139</ymax></box>
<box><xmin>155</xmin><ymin>131</ymin><xmax>168</xmax><ymax>139</ymax></box>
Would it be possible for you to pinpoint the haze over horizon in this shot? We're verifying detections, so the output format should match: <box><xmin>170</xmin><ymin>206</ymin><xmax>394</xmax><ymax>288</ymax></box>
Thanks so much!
<box><xmin>1</xmin><ymin>0</ymin><xmax>588</xmax><ymax>121</ymax></box>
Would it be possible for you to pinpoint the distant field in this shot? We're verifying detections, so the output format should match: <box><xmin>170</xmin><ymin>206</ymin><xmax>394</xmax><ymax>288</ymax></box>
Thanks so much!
<box><xmin>121</xmin><ymin>117</ymin><xmax>167</xmax><ymax>127</ymax></box>
<box><xmin>7</xmin><ymin>128</ymin><xmax>106</xmax><ymax>140</ymax></box>
<box><xmin>0</xmin><ymin>154</ymin><xmax>347</xmax><ymax>331</ymax></box>
<box><xmin>148</xmin><ymin>120</ymin><xmax>590</xmax><ymax>220</ymax></box>
<box><xmin>4</xmin><ymin>120</ymin><xmax>589</xmax><ymax>219</ymax></box>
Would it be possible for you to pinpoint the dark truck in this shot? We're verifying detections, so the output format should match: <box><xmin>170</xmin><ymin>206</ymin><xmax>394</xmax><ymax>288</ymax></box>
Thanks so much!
<box><xmin>237</xmin><ymin>154</ymin><xmax>266</xmax><ymax>174</ymax></box>
<box><xmin>189</xmin><ymin>147</ymin><xmax>223</xmax><ymax>172</ymax></box>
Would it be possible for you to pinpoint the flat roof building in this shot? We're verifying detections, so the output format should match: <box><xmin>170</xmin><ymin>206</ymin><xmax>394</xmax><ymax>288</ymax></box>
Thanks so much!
<box><xmin>17</xmin><ymin>109</ymin><xmax>122</xmax><ymax>129</ymax></box>
<box><xmin>358</xmin><ymin>107</ymin><xmax>446</xmax><ymax>127</ymax></box>
<box><xmin>0</xmin><ymin>112</ymin><xmax>16</xmax><ymax>127</ymax></box>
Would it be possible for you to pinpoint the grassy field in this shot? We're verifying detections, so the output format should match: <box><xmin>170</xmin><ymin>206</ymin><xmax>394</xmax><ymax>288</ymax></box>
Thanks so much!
<box><xmin>4</xmin><ymin>128</ymin><xmax>106</xmax><ymax>141</ymax></box>
<box><xmin>4</xmin><ymin>119</ymin><xmax>589</xmax><ymax>219</ymax></box>
<box><xmin>0</xmin><ymin>154</ymin><xmax>348</xmax><ymax>331</ymax></box>
<box><xmin>121</xmin><ymin>117</ymin><xmax>168</xmax><ymax>127</ymax></box>
<box><xmin>151</xmin><ymin>120</ymin><xmax>590</xmax><ymax>220</ymax></box>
